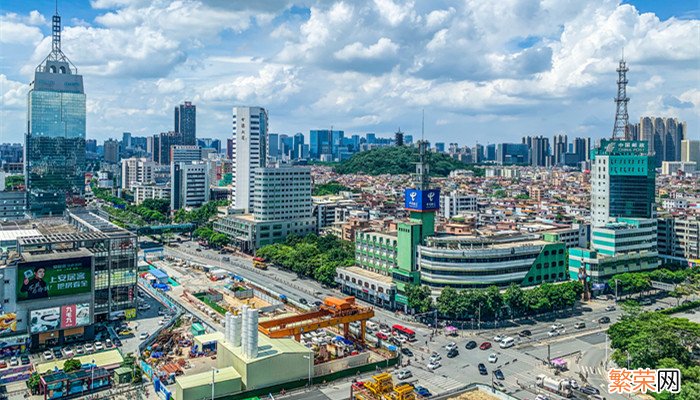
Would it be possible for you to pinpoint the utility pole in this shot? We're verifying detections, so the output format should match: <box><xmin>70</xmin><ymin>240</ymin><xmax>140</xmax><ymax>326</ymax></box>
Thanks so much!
<box><xmin>477</xmin><ymin>303</ymin><xmax>482</xmax><ymax>331</ymax></box>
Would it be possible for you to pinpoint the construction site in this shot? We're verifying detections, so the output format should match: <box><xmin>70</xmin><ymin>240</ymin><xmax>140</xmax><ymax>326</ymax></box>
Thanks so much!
<box><xmin>140</xmin><ymin>256</ymin><xmax>400</xmax><ymax>400</ymax></box>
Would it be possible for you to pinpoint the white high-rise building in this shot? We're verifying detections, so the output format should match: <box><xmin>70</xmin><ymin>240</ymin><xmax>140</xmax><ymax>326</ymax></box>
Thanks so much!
<box><xmin>171</xmin><ymin>161</ymin><xmax>210</xmax><ymax>210</ymax></box>
<box><xmin>121</xmin><ymin>157</ymin><xmax>155</xmax><ymax>190</ymax></box>
<box><xmin>232</xmin><ymin>106</ymin><xmax>268</xmax><ymax>211</ymax></box>
<box><xmin>682</xmin><ymin>140</ymin><xmax>700</xmax><ymax>163</ymax></box>
<box><xmin>441</xmin><ymin>191</ymin><xmax>478</xmax><ymax>219</ymax></box>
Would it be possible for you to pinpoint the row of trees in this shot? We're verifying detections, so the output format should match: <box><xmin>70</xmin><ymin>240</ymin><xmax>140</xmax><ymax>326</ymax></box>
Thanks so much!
<box><xmin>405</xmin><ymin>281</ymin><xmax>584</xmax><ymax>320</ymax></box>
<box><xmin>608</xmin><ymin>267</ymin><xmax>700</xmax><ymax>299</ymax></box>
<box><xmin>608</xmin><ymin>303</ymin><xmax>700</xmax><ymax>400</ymax></box>
<box><xmin>193</xmin><ymin>225</ymin><xmax>229</xmax><ymax>248</ymax></box>
<box><xmin>256</xmin><ymin>233</ymin><xmax>354</xmax><ymax>286</ymax></box>
<box><xmin>173</xmin><ymin>200</ymin><xmax>228</xmax><ymax>225</ymax></box>
<box><xmin>334</xmin><ymin>146</ymin><xmax>484</xmax><ymax>176</ymax></box>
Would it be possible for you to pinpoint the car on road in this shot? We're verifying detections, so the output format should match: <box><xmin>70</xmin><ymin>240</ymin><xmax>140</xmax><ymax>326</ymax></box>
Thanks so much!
<box><xmin>493</xmin><ymin>334</ymin><xmax>504</xmax><ymax>342</ymax></box>
<box><xmin>114</xmin><ymin>338</ymin><xmax>123</xmax><ymax>347</ymax></box>
<box><xmin>550</xmin><ymin>323</ymin><xmax>564</xmax><ymax>330</ymax></box>
<box><xmin>376</xmin><ymin>332</ymin><xmax>389</xmax><ymax>340</ymax></box>
<box><xmin>298</xmin><ymin>298</ymin><xmax>308</xmax><ymax>305</ymax></box>
<box><xmin>640</xmin><ymin>298</ymin><xmax>652</xmax><ymax>306</ymax></box>
<box><xmin>518</xmin><ymin>329</ymin><xmax>531</xmax><ymax>337</ymax></box>
<box><xmin>480</xmin><ymin>342</ymin><xmax>492</xmax><ymax>350</ymax></box>
<box><xmin>43</xmin><ymin>351</ymin><xmax>53</xmax><ymax>361</ymax></box>
<box><xmin>414</xmin><ymin>386</ymin><xmax>432</xmax><ymax>397</ymax></box>
<box><xmin>313</xmin><ymin>300</ymin><xmax>323</xmax><ymax>307</ymax></box>
<box><xmin>547</xmin><ymin>330</ymin><xmax>562</xmax><ymax>337</ymax></box>
<box><xmin>655</xmin><ymin>307</ymin><xmax>664</xmax><ymax>311</ymax></box>
<box><xmin>575</xmin><ymin>322</ymin><xmax>586</xmax><ymax>329</ymax></box>
<box><xmin>494</xmin><ymin>369</ymin><xmax>505</xmax><ymax>380</ymax></box>
<box><xmin>139</xmin><ymin>332</ymin><xmax>149</xmax><ymax>340</ymax></box>
<box><xmin>429</xmin><ymin>353</ymin><xmax>442</xmax><ymax>363</ymax></box>
<box><xmin>427</xmin><ymin>360</ymin><xmax>441</xmax><ymax>370</ymax></box>
<box><xmin>20</xmin><ymin>355</ymin><xmax>30</xmax><ymax>365</ymax></box>
<box><xmin>569</xmin><ymin>379</ymin><xmax>580</xmax><ymax>390</ymax></box>
<box><xmin>598</xmin><ymin>316</ymin><xmax>611</xmax><ymax>324</ymax></box>
<box><xmin>401</xmin><ymin>348</ymin><xmax>413</xmax><ymax>357</ymax></box>
<box><xmin>488</xmin><ymin>353</ymin><xmax>498</xmax><ymax>363</ymax></box>
<box><xmin>397</xmin><ymin>369</ymin><xmax>412</xmax><ymax>380</ymax></box>
<box><xmin>606</xmin><ymin>305</ymin><xmax>616</xmax><ymax>311</ymax></box>
<box><xmin>84</xmin><ymin>343</ymin><xmax>94</xmax><ymax>352</ymax></box>
<box><xmin>535</xmin><ymin>395</ymin><xmax>551</xmax><ymax>400</ymax></box>
<box><xmin>478</xmin><ymin>363</ymin><xmax>488</xmax><ymax>375</ymax></box>
<box><xmin>580</xmin><ymin>385</ymin><xmax>600</xmax><ymax>395</ymax></box>
<box><xmin>447</xmin><ymin>349</ymin><xmax>459</xmax><ymax>358</ymax></box>
<box><xmin>465</xmin><ymin>340</ymin><xmax>477</xmax><ymax>350</ymax></box>
<box><xmin>445</xmin><ymin>342</ymin><xmax>457</xmax><ymax>352</ymax></box>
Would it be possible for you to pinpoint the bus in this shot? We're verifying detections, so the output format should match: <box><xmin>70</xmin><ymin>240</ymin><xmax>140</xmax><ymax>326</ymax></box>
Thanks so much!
<box><xmin>392</xmin><ymin>324</ymin><xmax>416</xmax><ymax>342</ymax></box>
<box><xmin>253</xmin><ymin>257</ymin><xmax>268</xmax><ymax>270</ymax></box>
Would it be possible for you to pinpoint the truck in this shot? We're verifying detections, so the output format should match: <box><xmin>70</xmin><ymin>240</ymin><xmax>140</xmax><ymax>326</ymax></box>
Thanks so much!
<box><xmin>208</xmin><ymin>269</ymin><xmax>229</xmax><ymax>281</ymax></box>
<box><xmin>536</xmin><ymin>374</ymin><xmax>572</xmax><ymax>398</ymax></box>
<box><xmin>253</xmin><ymin>257</ymin><xmax>268</xmax><ymax>270</ymax></box>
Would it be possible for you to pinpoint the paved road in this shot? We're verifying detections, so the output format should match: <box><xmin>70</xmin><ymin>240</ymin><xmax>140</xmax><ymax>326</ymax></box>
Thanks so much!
<box><xmin>154</xmin><ymin>239</ymin><xmax>687</xmax><ymax>400</ymax></box>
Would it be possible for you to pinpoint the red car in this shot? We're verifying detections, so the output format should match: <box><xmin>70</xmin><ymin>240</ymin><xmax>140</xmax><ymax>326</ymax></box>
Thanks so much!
<box><xmin>376</xmin><ymin>332</ymin><xmax>389</xmax><ymax>340</ymax></box>
<box><xmin>479</xmin><ymin>341</ymin><xmax>492</xmax><ymax>350</ymax></box>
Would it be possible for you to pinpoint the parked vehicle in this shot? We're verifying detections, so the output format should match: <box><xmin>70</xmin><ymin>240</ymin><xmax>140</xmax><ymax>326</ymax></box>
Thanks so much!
<box><xmin>478</xmin><ymin>363</ymin><xmax>488</xmax><ymax>375</ymax></box>
<box><xmin>580</xmin><ymin>385</ymin><xmax>600</xmax><ymax>395</ymax></box>
<box><xmin>494</xmin><ymin>369</ymin><xmax>505</xmax><ymax>380</ymax></box>
<box><xmin>427</xmin><ymin>360</ymin><xmax>441</xmax><ymax>370</ymax></box>
<box><xmin>488</xmin><ymin>353</ymin><xmax>498</xmax><ymax>363</ymax></box>
<box><xmin>480</xmin><ymin>342</ymin><xmax>492</xmax><ymax>350</ymax></box>
<box><xmin>606</xmin><ymin>305</ymin><xmax>616</xmax><ymax>311</ymax></box>
<box><xmin>494</xmin><ymin>334</ymin><xmax>505</xmax><ymax>342</ymax></box>
<box><xmin>401</xmin><ymin>348</ymin><xmax>414</xmax><ymax>357</ymax></box>
<box><xmin>574</xmin><ymin>322</ymin><xmax>586</xmax><ymax>329</ymax></box>
<box><xmin>447</xmin><ymin>349</ymin><xmax>459</xmax><ymax>358</ymax></box>
<box><xmin>429</xmin><ymin>353</ymin><xmax>442</xmax><ymax>363</ymax></box>
<box><xmin>445</xmin><ymin>342</ymin><xmax>457</xmax><ymax>352</ymax></box>
<box><xmin>598</xmin><ymin>316</ymin><xmax>611</xmax><ymax>324</ymax></box>
<box><xmin>43</xmin><ymin>351</ymin><xmax>53</xmax><ymax>361</ymax></box>
<box><xmin>376</xmin><ymin>332</ymin><xmax>389</xmax><ymax>340</ymax></box>
<box><xmin>9</xmin><ymin>357</ymin><xmax>18</xmax><ymax>367</ymax></box>
<box><xmin>20</xmin><ymin>355</ymin><xmax>29</xmax><ymax>365</ymax></box>
<box><xmin>414</xmin><ymin>386</ymin><xmax>432</xmax><ymax>397</ymax></box>
<box><xmin>94</xmin><ymin>341</ymin><xmax>104</xmax><ymax>351</ymax></box>
<box><xmin>84</xmin><ymin>343</ymin><xmax>94</xmax><ymax>352</ymax></box>
<box><xmin>465</xmin><ymin>340</ymin><xmax>477</xmax><ymax>349</ymax></box>
<box><xmin>518</xmin><ymin>329</ymin><xmax>532</xmax><ymax>337</ymax></box>
<box><xmin>550</xmin><ymin>323</ymin><xmax>564</xmax><ymax>330</ymax></box>
<box><xmin>139</xmin><ymin>332</ymin><xmax>149</xmax><ymax>340</ymax></box>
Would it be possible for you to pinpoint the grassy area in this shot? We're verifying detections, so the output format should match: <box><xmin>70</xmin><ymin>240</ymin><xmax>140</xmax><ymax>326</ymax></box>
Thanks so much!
<box><xmin>193</xmin><ymin>293</ymin><xmax>227</xmax><ymax>315</ymax></box>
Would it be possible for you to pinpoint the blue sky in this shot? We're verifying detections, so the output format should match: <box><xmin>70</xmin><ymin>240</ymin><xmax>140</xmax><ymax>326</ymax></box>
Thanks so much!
<box><xmin>1</xmin><ymin>0</ymin><xmax>698</xmax><ymax>145</ymax></box>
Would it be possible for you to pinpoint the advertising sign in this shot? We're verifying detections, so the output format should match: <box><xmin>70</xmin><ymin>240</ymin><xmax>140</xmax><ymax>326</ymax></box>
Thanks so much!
<box><xmin>60</xmin><ymin>303</ymin><xmax>90</xmax><ymax>329</ymax></box>
<box><xmin>404</xmin><ymin>188</ymin><xmax>440</xmax><ymax>211</ymax></box>
<box><xmin>29</xmin><ymin>308</ymin><xmax>60</xmax><ymax>334</ymax></box>
<box><xmin>0</xmin><ymin>313</ymin><xmax>17</xmax><ymax>336</ymax></box>
<box><xmin>17</xmin><ymin>256</ymin><xmax>92</xmax><ymax>301</ymax></box>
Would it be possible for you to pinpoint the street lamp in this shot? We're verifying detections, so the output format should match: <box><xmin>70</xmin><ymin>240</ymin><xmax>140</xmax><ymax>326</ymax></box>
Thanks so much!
<box><xmin>614</xmin><ymin>279</ymin><xmax>620</xmax><ymax>303</ymax></box>
<box><xmin>303</xmin><ymin>355</ymin><xmax>313</xmax><ymax>386</ymax></box>
<box><xmin>211</xmin><ymin>367</ymin><xmax>219</xmax><ymax>400</ymax></box>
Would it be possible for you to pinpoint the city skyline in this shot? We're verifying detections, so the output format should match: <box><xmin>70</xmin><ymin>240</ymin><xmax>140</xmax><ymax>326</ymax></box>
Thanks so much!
<box><xmin>1</xmin><ymin>1</ymin><xmax>698</xmax><ymax>144</ymax></box>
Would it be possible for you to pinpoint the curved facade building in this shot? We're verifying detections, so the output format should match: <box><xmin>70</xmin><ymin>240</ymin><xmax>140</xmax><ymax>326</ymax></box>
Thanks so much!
<box><xmin>418</xmin><ymin>234</ymin><xmax>568</xmax><ymax>290</ymax></box>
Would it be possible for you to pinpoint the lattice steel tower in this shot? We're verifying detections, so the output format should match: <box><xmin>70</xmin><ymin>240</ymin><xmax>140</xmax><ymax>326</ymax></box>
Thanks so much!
<box><xmin>612</xmin><ymin>57</ymin><xmax>629</xmax><ymax>140</ymax></box>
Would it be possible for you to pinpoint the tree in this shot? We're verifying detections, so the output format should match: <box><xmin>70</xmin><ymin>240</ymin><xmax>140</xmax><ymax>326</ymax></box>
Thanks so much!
<box><xmin>405</xmin><ymin>284</ymin><xmax>433</xmax><ymax>314</ymax></box>
<box><xmin>141</xmin><ymin>198</ymin><xmax>170</xmax><ymax>214</ymax></box>
<box><xmin>503</xmin><ymin>283</ymin><xmax>526</xmax><ymax>318</ymax></box>
<box><xmin>63</xmin><ymin>358</ymin><xmax>82</xmax><ymax>372</ymax></box>
<box><xmin>27</xmin><ymin>373</ymin><xmax>41</xmax><ymax>393</ymax></box>
<box><xmin>313</xmin><ymin>181</ymin><xmax>352</xmax><ymax>196</ymax></box>
<box><xmin>436</xmin><ymin>287</ymin><xmax>460</xmax><ymax>319</ymax></box>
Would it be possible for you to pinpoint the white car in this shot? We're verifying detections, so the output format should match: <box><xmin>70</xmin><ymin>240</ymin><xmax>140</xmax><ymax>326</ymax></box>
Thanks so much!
<box><xmin>606</xmin><ymin>305</ymin><xmax>616</xmax><ymax>311</ymax></box>
<box><xmin>139</xmin><ymin>332</ymin><xmax>149</xmax><ymax>340</ymax></box>
<box><xmin>427</xmin><ymin>360</ymin><xmax>441</xmax><ymax>370</ymax></box>
<box><xmin>397</xmin><ymin>369</ymin><xmax>413</xmax><ymax>380</ymax></box>
<box><xmin>84</xmin><ymin>343</ymin><xmax>94</xmax><ymax>352</ymax></box>
<box><xmin>63</xmin><ymin>347</ymin><xmax>74</xmax><ymax>357</ymax></box>
<box><xmin>488</xmin><ymin>353</ymin><xmax>498</xmax><ymax>363</ymax></box>
<box><xmin>9</xmin><ymin>357</ymin><xmax>18</xmax><ymax>367</ymax></box>
<box><xmin>43</xmin><ymin>351</ymin><xmax>53</xmax><ymax>360</ymax></box>
<box><xmin>94</xmin><ymin>342</ymin><xmax>103</xmax><ymax>351</ymax></box>
<box><xmin>569</xmin><ymin>379</ymin><xmax>580</xmax><ymax>390</ymax></box>
<box><xmin>548</xmin><ymin>330</ymin><xmax>561</xmax><ymax>337</ymax></box>
<box><xmin>494</xmin><ymin>334</ymin><xmax>505</xmax><ymax>342</ymax></box>
<box><xmin>429</xmin><ymin>353</ymin><xmax>442</xmax><ymax>363</ymax></box>
<box><xmin>550</xmin><ymin>323</ymin><xmax>564</xmax><ymax>331</ymax></box>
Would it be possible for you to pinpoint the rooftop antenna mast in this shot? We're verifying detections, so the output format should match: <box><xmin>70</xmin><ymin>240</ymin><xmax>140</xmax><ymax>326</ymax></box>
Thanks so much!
<box><xmin>612</xmin><ymin>49</ymin><xmax>629</xmax><ymax>140</ymax></box>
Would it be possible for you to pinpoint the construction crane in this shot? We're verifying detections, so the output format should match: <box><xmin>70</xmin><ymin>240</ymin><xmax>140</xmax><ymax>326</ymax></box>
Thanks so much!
<box><xmin>258</xmin><ymin>296</ymin><xmax>374</xmax><ymax>341</ymax></box>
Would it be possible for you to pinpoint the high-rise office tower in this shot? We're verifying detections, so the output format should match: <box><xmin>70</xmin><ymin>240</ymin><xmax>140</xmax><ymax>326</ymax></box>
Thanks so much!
<box><xmin>197</xmin><ymin>138</ymin><xmax>221</xmax><ymax>153</ymax></box>
<box><xmin>309</xmin><ymin>130</ymin><xmax>337</xmax><ymax>159</ymax></box>
<box><xmin>85</xmin><ymin>139</ymin><xmax>97</xmax><ymax>153</ymax></box>
<box><xmin>152</xmin><ymin>131</ymin><xmax>180</xmax><ymax>165</ymax></box>
<box><xmin>640</xmin><ymin>116</ymin><xmax>686</xmax><ymax>166</ymax></box>
<box><xmin>121</xmin><ymin>157</ymin><xmax>155</xmax><ymax>190</ymax></box>
<box><xmin>524</xmin><ymin>135</ymin><xmax>550</xmax><ymax>167</ymax></box>
<box><xmin>226</xmin><ymin>138</ymin><xmax>234</xmax><ymax>160</ymax></box>
<box><xmin>552</xmin><ymin>134</ymin><xmax>568</xmax><ymax>165</ymax></box>
<box><xmin>104</xmin><ymin>139</ymin><xmax>120</xmax><ymax>164</ymax></box>
<box><xmin>25</xmin><ymin>11</ymin><xmax>86</xmax><ymax>216</ymax></box>
<box><xmin>293</xmin><ymin>133</ymin><xmax>304</xmax><ymax>159</ymax></box>
<box><xmin>590</xmin><ymin>140</ymin><xmax>655</xmax><ymax>227</ymax></box>
<box><xmin>171</xmin><ymin>161</ymin><xmax>210</xmax><ymax>210</ymax></box>
<box><xmin>174</xmin><ymin>101</ymin><xmax>196</xmax><ymax>145</ymax></box>
<box><xmin>267</xmin><ymin>133</ymin><xmax>280</xmax><ymax>160</ymax></box>
<box><xmin>682</xmin><ymin>140</ymin><xmax>700</xmax><ymax>163</ymax></box>
<box><xmin>435</xmin><ymin>142</ymin><xmax>445</xmax><ymax>153</ymax></box>
<box><xmin>280</xmin><ymin>135</ymin><xmax>293</xmax><ymax>158</ymax></box>
<box><xmin>472</xmin><ymin>144</ymin><xmax>484</xmax><ymax>164</ymax></box>
<box><xmin>496</xmin><ymin>143</ymin><xmax>529</xmax><ymax>165</ymax></box>
<box><xmin>122</xmin><ymin>132</ymin><xmax>132</xmax><ymax>150</ymax></box>
<box><xmin>232</xmin><ymin>106</ymin><xmax>268</xmax><ymax>211</ymax></box>
<box><xmin>485</xmin><ymin>144</ymin><xmax>496</xmax><ymax>161</ymax></box>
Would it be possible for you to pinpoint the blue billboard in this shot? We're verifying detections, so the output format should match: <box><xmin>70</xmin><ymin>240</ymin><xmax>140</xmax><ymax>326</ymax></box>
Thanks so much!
<box><xmin>404</xmin><ymin>189</ymin><xmax>440</xmax><ymax>211</ymax></box>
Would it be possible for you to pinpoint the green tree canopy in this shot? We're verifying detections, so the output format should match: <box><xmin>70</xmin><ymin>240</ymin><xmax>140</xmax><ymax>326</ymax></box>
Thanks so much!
<box><xmin>405</xmin><ymin>284</ymin><xmax>433</xmax><ymax>314</ymax></box>
<box><xmin>334</xmin><ymin>146</ymin><xmax>483</xmax><ymax>176</ymax></box>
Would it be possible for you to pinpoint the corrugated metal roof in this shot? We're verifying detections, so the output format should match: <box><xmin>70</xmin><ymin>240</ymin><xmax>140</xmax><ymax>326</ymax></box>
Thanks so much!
<box><xmin>176</xmin><ymin>366</ymin><xmax>241</xmax><ymax>389</ymax></box>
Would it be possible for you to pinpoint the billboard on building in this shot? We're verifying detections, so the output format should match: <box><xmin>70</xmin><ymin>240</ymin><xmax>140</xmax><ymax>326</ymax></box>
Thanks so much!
<box><xmin>29</xmin><ymin>307</ymin><xmax>60</xmax><ymax>334</ymax></box>
<box><xmin>16</xmin><ymin>256</ymin><xmax>92</xmax><ymax>301</ymax></box>
<box><xmin>404</xmin><ymin>188</ymin><xmax>440</xmax><ymax>211</ymax></box>
<box><xmin>60</xmin><ymin>303</ymin><xmax>90</xmax><ymax>329</ymax></box>
<box><xmin>0</xmin><ymin>312</ymin><xmax>17</xmax><ymax>336</ymax></box>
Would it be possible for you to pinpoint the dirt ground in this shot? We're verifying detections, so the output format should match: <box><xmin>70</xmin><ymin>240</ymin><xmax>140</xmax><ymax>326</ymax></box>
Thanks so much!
<box><xmin>450</xmin><ymin>389</ymin><xmax>501</xmax><ymax>400</ymax></box>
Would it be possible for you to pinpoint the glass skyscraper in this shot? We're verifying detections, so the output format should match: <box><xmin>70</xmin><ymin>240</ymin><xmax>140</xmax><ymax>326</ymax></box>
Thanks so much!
<box><xmin>25</xmin><ymin>13</ymin><xmax>86</xmax><ymax>216</ymax></box>
<box><xmin>175</xmin><ymin>101</ymin><xmax>196</xmax><ymax>145</ymax></box>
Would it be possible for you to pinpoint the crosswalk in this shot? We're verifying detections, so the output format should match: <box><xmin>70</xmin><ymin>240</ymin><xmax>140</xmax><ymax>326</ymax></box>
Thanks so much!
<box><xmin>580</xmin><ymin>365</ymin><xmax>605</xmax><ymax>377</ymax></box>
<box><xmin>410</xmin><ymin>367</ymin><xmax>466</xmax><ymax>393</ymax></box>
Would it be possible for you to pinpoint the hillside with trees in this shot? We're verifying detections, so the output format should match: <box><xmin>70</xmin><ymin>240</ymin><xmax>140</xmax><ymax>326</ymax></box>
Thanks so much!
<box><xmin>334</xmin><ymin>146</ymin><xmax>483</xmax><ymax>176</ymax></box>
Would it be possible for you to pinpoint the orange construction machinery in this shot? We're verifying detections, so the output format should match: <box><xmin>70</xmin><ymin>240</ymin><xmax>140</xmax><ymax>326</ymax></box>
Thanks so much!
<box><xmin>258</xmin><ymin>296</ymin><xmax>374</xmax><ymax>341</ymax></box>
<box><xmin>352</xmin><ymin>373</ymin><xmax>418</xmax><ymax>400</ymax></box>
